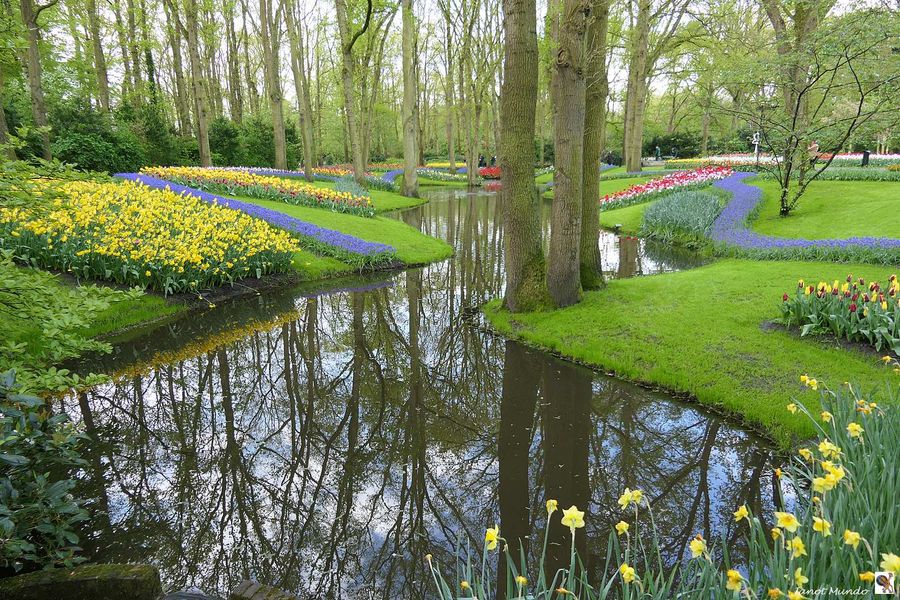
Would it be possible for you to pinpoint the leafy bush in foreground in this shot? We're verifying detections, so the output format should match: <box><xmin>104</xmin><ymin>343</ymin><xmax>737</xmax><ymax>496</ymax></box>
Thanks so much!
<box><xmin>779</xmin><ymin>275</ymin><xmax>899</xmax><ymax>353</ymax></box>
<box><xmin>641</xmin><ymin>190</ymin><xmax>722</xmax><ymax>248</ymax></box>
<box><xmin>0</xmin><ymin>370</ymin><xmax>89</xmax><ymax>572</ymax></box>
<box><xmin>428</xmin><ymin>377</ymin><xmax>900</xmax><ymax>599</ymax></box>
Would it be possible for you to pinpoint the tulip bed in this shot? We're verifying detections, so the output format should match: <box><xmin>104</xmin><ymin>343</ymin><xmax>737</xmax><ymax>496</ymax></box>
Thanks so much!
<box><xmin>429</xmin><ymin>379</ymin><xmax>899</xmax><ymax>599</ymax></box>
<box><xmin>141</xmin><ymin>166</ymin><xmax>376</xmax><ymax>217</ymax></box>
<box><xmin>779</xmin><ymin>275</ymin><xmax>900</xmax><ymax>353</ymax></box>
<box><xmin>600</xmin><ymin>166</ymin><xmax>732</xmax><ymax>211</ymax></box>
<box><xmin>0</xmin><ymin>179</ymin><xmax>298</xmax><ymax>294</ymax></box>
<box><xmin>479</xmin><ymin>166</ymin><xmax>502</xmax><ymax>179</ymax></box>
<box><xmin>416</xmin><ymin>167</ymin><xmax>471</xmax><ymax>183</ymax></box>
<box><xmin>666</xmin><ymin>153</ymin><xmax>900</xmax><ymax>169</ymax></box>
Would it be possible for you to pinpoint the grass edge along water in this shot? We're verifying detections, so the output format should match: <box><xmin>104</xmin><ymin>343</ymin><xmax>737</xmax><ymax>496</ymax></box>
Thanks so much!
<box><xmin>427</xmin><ymin>376</ymin><xmax>899</xmax><ymax>599</ymax></box>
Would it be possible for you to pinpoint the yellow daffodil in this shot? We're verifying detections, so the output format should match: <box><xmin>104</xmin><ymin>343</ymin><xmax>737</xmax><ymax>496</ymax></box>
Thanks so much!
<box><xmin>820</xmin><ymin>411</ymin><xmax>833</xmax><ymax>422</ymax></box>
<box><xmin>733</xmin><ymin>505</ymin><xmax>749</xmax><ymax>522</ymax></box>
<box><xmin>843</xmin><ymin>529</ymin><xmax>861</xmax><ymax>549</ymax></box>
<box><xmin>859</xmin><ymin>571</ymin><xmax>875</xmax><ymax>583</ymax></box>
<box><xmin>618</xmin><ymin>487</ymin><xmax>644</xmax><ymax>510</ymax></box>
<box><xmin>768</xmin><ymin>589</ymin><xmax>784</xmax><ymax>599</ymax></box>
<box><xmin>883</xmin><ymin>355</ymin><xmax>893</xmax><ymax>364</ymax></box>
<box><xmin>515</xmin><ymin>575</ymin><xmax>527</xmax><ymax>587</ymax></box>
<box><xmin>771</xmin><ymin>527</ymin><xmax>783</xmax><ymax>541</ymax></box>
<box><xmin>726</xmin><ymin>569</ymin><xmax>743</xmax><ymax>592</ymax></box>
<box><xmin>787</xmin><ymin>403</ymin><xmax>798</xmax><ymax>414</ymax></box>
<box><xmin>847</xmin><ymin>422</ymin><xmax>864</xmax><ymax>439</ymax></box>
<box><xmin>881</xmin><ymin>552</ymin><xmax>900</xmax><ymax>574</ymax></box>
<box><xmin>790</xmin><ymin>537</ymin><xmax>807</xmax><ymax>558</ymax></box>
<box><xmin>775</xmin><ymin>512</ymin><xmax>800</xmax><ymax>533</ymax></box>
<box><xmin>556</xmin><ymin>586</ymin><xmax>573</xmax><ymax>595</ymax></box>
<box><xmin>788</xmin><ymin>591</ymin><xmax>805</xmax><ymax>600</ymax></box>
<box><xmin>794</xmin><ymin>567</ymin><xmax>808</xmax><ymax>587</ymax></box>
<box><xmin>546</xmin><ymin>499</ymin><xmax>558</xmax><ymax>516</ymax></box>
<box><xmin>615</xmin><ymin>521</ymin><xmax>629</xmax><ymax>536</ymax></box>
<box><xmin>560</xmin><ymin>505</ymin><xmax>585</xmax><ymax>533</ymax></box>
<box><xmin>619</xmin><ymin>563</ymin><xmax>636</xmax><ymax>584</ymax></box>
<box><xmin>775</xmin><ymin>468</ymin><xmax>783</xmax><ymax>479</ymax></box>
<box><xmin>812</xmin><ymin>518</ymin><xmax>831</xmax><ymax>537</ymax></box>
<box><xmin>818</xmin><ymin>440</ymin><xmax>841</xmax><ymax>459</ymax></box>
<box><xmin>689</xmin><ymin>534</ymin><xmax>707</xmax><ymax>559</ymax></box>
<box><xmin>798</xmin><ymin>448</ymin><xmax>813</xmax><ymax>461</ymax></box>
<box><xmin>460</xmin><ymin>580</ymin><xmax>470</xmax><ymax>590</ymax></box>
<box><xmin>485</xmin><ymin>526</ymin><xmax>499</xmax><ymax>551</ymax></box>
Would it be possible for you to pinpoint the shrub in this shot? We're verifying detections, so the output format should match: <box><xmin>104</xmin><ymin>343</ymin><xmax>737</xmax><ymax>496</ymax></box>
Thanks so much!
<box><xmin>209</xmin><ymin>116</ymin><xmax>244</xmax><ymax>166</ymax></box>
<box><xmin>51</xmin><ymin>130</ymin><xmax>146</xmax><ymax>174</ymax></box>
<box><xmin>0</xmin><ymin>179</ymin><xmax>298</xmax><ymax>294</ymax></box>
<box><xmin>428</xmin><ymin>378</ymin><xmax>900</xmax><ymax>599</ymax></box>
<box><xmin>0</xmin><ymin>370</ymin><xmax>89</xmax><ymax>572</ymax></box>
<box><xmin>641</xmin><ymin>190</ymin><xmax>722</xmax><ymax>248</ymax></box>
<box><xmin>334</xmin><ymin>174</ymin><xmax>370</xmax><ymax>198</ymax></box>
<box><xmin>778</xmin><ymin>275</ymin><xmax>899</xmax><ymax>353</ymax></box>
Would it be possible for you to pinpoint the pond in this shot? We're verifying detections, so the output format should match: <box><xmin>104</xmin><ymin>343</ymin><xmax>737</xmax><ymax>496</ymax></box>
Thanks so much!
<box><xmin>66</xmin><ymin>189</ymin><xmax>780</xmax><ymax>599</ymax></box>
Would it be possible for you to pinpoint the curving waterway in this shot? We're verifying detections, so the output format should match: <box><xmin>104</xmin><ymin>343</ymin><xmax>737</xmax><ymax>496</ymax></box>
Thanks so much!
<box><xmin>65</xmin><ymin>188</ymin><xmax>782</xmax><ymax>599</ymax></box>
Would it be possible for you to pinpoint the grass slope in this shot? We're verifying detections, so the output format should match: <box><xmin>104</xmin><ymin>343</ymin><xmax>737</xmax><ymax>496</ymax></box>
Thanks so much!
<box><xmin>484</xmin><ymin>259</ymin><xmax>897</xmax><ymax>446</ymax></box>
<box><xmin>598</xmin><ymin>202</ymin><xmax>650</xmax><ymax>233</ymax></box>
<box><xmin>750</xmin><ymin>179</ymin><xmax>900</xmax><ymax>239</ymax></box>
<box><xmin>236</xmin><ymin>196</ymin><xmax>453</xmax><ymax>269</ymax></box>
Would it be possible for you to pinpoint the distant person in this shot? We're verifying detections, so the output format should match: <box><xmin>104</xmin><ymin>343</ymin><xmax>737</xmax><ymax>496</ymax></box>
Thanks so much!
<box><xmin>654</xmin><ymin>145</ymin><xmax>661</xmax><ymax>161</ymax></box>
<box><xmin>490</xmin><ymin>155</ymin><xmax>496</xmax><ymax>167</ymax></box>
<box><xmin>478</xmin><ymin>154</ymin><xmax>486</xmax><ymax>168</ymax></box>
<box><xmin>671</xmin><ymin>147</ymin><xmax>678</xmax><ymax>158</ymax></box>
<box><xmin>808</xmin><ymin>140</ymin><xmax>819</xmax><ymax>163</ymax></box>
<box><xmin>862</xmin><ymin>150</ymin><xmax>870</xmax><ymax>167</ymax></box>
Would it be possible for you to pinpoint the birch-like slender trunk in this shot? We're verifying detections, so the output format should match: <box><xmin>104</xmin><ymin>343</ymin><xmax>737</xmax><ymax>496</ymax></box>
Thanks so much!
<box><xmin>184</xmin><ymin>0</ymin><xmax>211</xmax><ymax>166</ymax></box>
<box><xmin>259</xmin><ymin>0</ymin><xmax>287</xmax><ymax>169</ymax></box>
<box><xmin>400</xmin><ymin>0</ymin><xmax>419</xmax><ymax>196</ymax></box>
<box><xmin>285</xmin><ymin>2</ymin><xmax>316</xmax><ymax>179</ymax></box>
<box><xmin>85</xmin><ymin>0</ymin><xmax>110</xmax><ymax>111</ymax></box>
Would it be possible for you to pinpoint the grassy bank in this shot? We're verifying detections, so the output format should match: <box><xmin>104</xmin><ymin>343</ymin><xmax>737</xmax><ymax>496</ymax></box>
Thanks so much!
<box><xmin>484</xmin><ymin>259</ymin><xmax>897</xmax><ymax>446</ymax></box>
<box><xmin>750</xmin><ymin>179</ymin><xmax>900</xmax><ymax>239</ymax></box>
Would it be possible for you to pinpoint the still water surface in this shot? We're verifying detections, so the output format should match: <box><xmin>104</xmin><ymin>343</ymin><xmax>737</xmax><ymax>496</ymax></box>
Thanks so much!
<box><xmin>68</xmin><ymin>189</ymin><xmax>780</xmax><ymax>599</ymax></box>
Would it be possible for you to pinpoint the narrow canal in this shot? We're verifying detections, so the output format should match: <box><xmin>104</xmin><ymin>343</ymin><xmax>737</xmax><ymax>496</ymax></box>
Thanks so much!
<box><xmin>67</xmin><ymin>188</ymin><xmax>779</xmax><ymax>599</ymax></box>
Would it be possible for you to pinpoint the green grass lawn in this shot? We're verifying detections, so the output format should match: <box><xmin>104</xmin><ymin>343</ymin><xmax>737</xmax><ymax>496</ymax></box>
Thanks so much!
<box><xmin>535</xmin><ymin>171</ymin><xmax>554</xmax><ymax>184</ymax></box>
<box><xmin>484</xmin><ymin>259</ymin><xmax>897</xmax><ymax>446</ymax></box>
<box><xmin>598</xmin><ymin>202</ymin><xmax>650</xmax><ymax>233</ymax></box>
<box><xmin>236</xmin><ymin>195</ymin><xmax>453</xmax><ymax>270</ymax></box>
<box><xmin>750</xmin><ymin>179</ymin><xmax>900</xmax><ymax>239</ymax></box>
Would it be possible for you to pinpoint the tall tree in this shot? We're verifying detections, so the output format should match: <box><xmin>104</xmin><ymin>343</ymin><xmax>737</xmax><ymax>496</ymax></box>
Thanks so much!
<box><xmin>500</xmin><ymin>0</ymin><xmax>546</xmax><ymax>312</ymax></box>
<box><xmin>18</xmin><ymin>0</ymin><xmax>56</xmax><ymax>159</ymax></box>
<box><xmin>85</xmin><ymin>0</ymin><xmax>110</xmax><ymax>112</ymax></box>
<box><xmin>400</xmin><ymin>0</ymin><xmax>419</xmax><ymax>196</ymax></box>
<box><xmin>547</xmin><ymin>0</ymin><xmax>588</xmax><ymax>308</ymax></box>
<box><xmin>334</xmin><ymin>0</ymin><xmax>373</xmax><ymax>182</ymax></box>
<box><xmin>259</xmin><ymin>0</ymin><xmax>287</xmax><ymax>169</ymax></box>
<box><xmin>181</xmin><ymin>0</ymin><xmax>212</xmax><ymax>165</ymax></box>
<box><xmin>285</xmin><ymin>2</ymin><xmax>316</xmax><ymax>180</ymax></box>
<box><xmin>579</xmin><ymin>0</ymin><xmax>608</xmax><ymax>290</ymax></box>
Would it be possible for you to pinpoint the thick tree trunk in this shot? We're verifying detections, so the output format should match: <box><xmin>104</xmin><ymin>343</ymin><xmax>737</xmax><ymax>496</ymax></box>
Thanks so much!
<box><xmin>334</xmin><ymin>0</ymin><xmax>367</xmax><ymax>182</ymax></box>
<box><xmin>547</xmin><ymin>0</ymin><xmax>587</xmax><ymax>308</ymax></box>
<box><xmin>184</xmin><ymin>0</ymin><xmax>211</xmax><ymax>166</ymax></box>
<box><xmin>501</xmin><ymin>0</ymin><xmax>545</xmax><ymax>312</ymax></box>
<box><xmin>259</xmin><ymin>0</ymin><xmax>287</xmax><ymax>169</ymax></box>
<box><xmin>19</xmin><ymin>0</ymin><xmax>51</xmax><ymax>160</ymax></box>
<box><xmin>285</xmin><ymin>3</ymin><xmax>316</xmax><ymax>179</ymax></box>
<box><xmin>622</xmin><ymin>0</ymin><xmax>651</xmax><ymax>173</ymax></box>
<box><xmin>85</xmin><ymin>0</ymin><xmax>110</xmax><ymax>111</ymax></box>
<box><xmin>400</xmin><ymin>0</ymin><xmax>419</xmax><ymax>196</ymax></box>
<box><xmin>580</xmin><ymin>0</ymin><xmax>608</xmax><ymax>290</ymax></box>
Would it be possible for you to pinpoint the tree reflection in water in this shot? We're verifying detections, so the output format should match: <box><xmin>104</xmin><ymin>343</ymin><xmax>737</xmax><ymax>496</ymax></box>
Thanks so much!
<box><xmin>67</xmin><ymin>190</ymin><xmax>778</xmax><ymax>599</ymax></box>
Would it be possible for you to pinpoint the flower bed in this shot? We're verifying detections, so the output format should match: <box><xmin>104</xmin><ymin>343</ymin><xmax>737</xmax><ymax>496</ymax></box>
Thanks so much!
<box><xmin>640</xmin><ymin>190</ymin><xmax>723</xmax><ymax>248</ymax></box>
<box><xmin>428</xmin><ymin>378</ymin><xmax>899</xmax><ymax>599</ymax></box>
<box><xmin>0</xmin><ymin>179</ymin><xmax>298</xmax><ymax>294</ymax></box>
<box><xmin>599</xmin><ymin>166</ymin><xmax>732</xmax><ymax>211</ymax></box>
<box><xmin>416</xmin><ymin>167</ymin><xmax>471</xmax><ymax>182</ymax></box>
<box><xmin>141</xmin><ymin>166</ymin><xmax>375</xmax><ymax>217</ymax></box>
<box><xmin>479</xmin><ymin>166</ymin><xmax>501</xmax><ymax>179</ymax></box>
<box><xmin>779</xmin><ymin>275</ymin><xmax>900</xmax><ymax>353</ymax></box>
<box><xmin>667</xmin><ymin>153</ymin><xmax>900</xmax><ymax>169</ymax></box>
<box><xmin>117</xmin><ymin>174</ymin><xmax>396</xmax><ymax>270</ymax></box>
<box><xmin>710</xmin><ymin>172</ymin><xmax>900</xmax><ymax>264</ymax></box>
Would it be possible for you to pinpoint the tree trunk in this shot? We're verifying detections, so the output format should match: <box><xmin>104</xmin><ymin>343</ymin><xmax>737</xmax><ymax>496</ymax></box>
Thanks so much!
<box><xmin>622</xmin><ymin>0</ymin><xmax>651</xmax><ymax>173</ymax></box>
<box><xmin>184</xmin><ymin>0</ymin><xmax>211</xmax><ymax>166</ymax></box>
<box><xmin>400</xmin><ymin>0</ymin><xmax>419</xmax><ymax>196</ymax></box>
<box><xmin>19</xmin><ymin>0</ymin><xmax>52</xmax><ymax>160</ymax></box>
<box><xmin>285</xmin><ymin>3</ymin><xmax>316</xmax><ymax>179</ymax></box>
<box><xmin>85</xmin><ymin>0</ymin><xmax>110</xmax><ymax>111</ymax></box>
<box><xmin>163</xmin><ymin>0</ymin><xmax>192</xmax><ymax>135</ymax></box>
<box><xmin>334</xmin><ymin>0</ymin><xmax>367</xmax><ymax>182</ymax></box>
<box><xmin>111</xmin><ymin>0</ymin><xmax>133</xmax><ymax>99</ymax></box>
<box><xmin>579</xmin><ymin>0</ymin><xmax>608</xmax><ymax>290</ymax></box>
<box><xmin>259</xmin><ymin>0</ymin><xmax>287</xmax><ymax>169</ymax></box>
<box><xmin>501</xmin><ymin>0</ymin><xmax>545</xmax><ymax>312</ymax></box>
<box><xmin>224</xmin><ymin>2</ymin><xmax>244</xmax><ymax>124</ymax></box>
<box><xmin>442</xmin><ymin>13</ymin><xmax>455</xmax><ymax>170</ymax></box>
<box><xmin>126</xmin><ymin>0</ymin><xmax>142</xmax><ymax>101</ymax></box>
<box><xmin>547</xmin><ymin>0</ymin><xmax>587</xmax><ymax>308</ymax></box>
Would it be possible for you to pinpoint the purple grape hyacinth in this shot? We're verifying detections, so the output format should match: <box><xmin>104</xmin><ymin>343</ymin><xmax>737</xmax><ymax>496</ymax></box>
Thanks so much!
<box><xmin>711</xmin><ymin>172</ymin><xmax>900</xmax><ymax>251</ymax></box>
<box><xmin>114</xmin><ymin>173</ymin><xmax>395</xmax><ymax>257</ymax></box>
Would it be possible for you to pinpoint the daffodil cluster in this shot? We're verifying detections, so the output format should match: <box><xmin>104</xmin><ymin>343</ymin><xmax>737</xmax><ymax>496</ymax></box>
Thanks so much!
<box><xmin>141</xmin><ymin>166</ymin><xmax>376</xmax><ymax>217</ymax></box>
<box><xmin>0</xmin><ymin>179</ymin><xmax>298</xmax><ymax>294</ymax></box>
<box><xmin>779</xmin><ymin>274</ymin><xmax>900</xmax><ymax>354</ymax></box>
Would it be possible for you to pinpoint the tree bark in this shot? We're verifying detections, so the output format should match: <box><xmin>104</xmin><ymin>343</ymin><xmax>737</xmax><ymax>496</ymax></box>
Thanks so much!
<box><xmin>224</xmin><ymin>0</ymin><xmax>244</xmax><ymax>124</ymax></box>
<box><xmin>501</xmin><ymin>0</ymin><xmax>545</xmax><ymax>312</ymax></box>
<box><xmin>400</xmin><ymin>0</ymin><xmax>419</xmax><ymax>196</ymax></box>
<box><xmin>579</xmin><ymin>0</ymin><xmax>608</xmax><ymax>290</ymax></box>
<box><xmin>285</xmin><ymin>2</ymin><xmax>316</xmax><ymax>179</ymax></box>
<box><xmin>163</xmin><ymin>0</ymin><xmax>192</xmax><ymax>135</ymax></box>
<box><xmin>547</xmin><ymin>0</ymin><xmax>587</xmax><ymax>308</ymax></box>
<box><xmin>85</xmin><ymin>0</ymin><xmax>110</xmax><ymax>111</ymax></box>
<box><xmin>259</xmin><ymin>0</ymin><xmax>287</xmax><ymax>169</ymax></box>
<box><xmin>622</xmin><ymin>0</ymin><xmax>650</xmax><ymax>173</ymax></box>
<box><xmin>19</xmin><ymin>0</ymin><xmax>53</xmax><ymax>160</ymax></box>
<box><xmin>184</xmin><ymin>0</ymin><xmax>211</xmax><ymax>166</ymax></box>
<box><xmin>0</xmin><ymin>69</ymin><xmax>16</xmax><ymax>159</ymax></box>
<box><xmin>111</xmin><ymin>0</ymin><xmax>133</xmax><ymax>99</ymax></box>
<box><xmin>334</xmin><ymin>0</ymin><xmax>370</xmax><ymax>182</ymax></box>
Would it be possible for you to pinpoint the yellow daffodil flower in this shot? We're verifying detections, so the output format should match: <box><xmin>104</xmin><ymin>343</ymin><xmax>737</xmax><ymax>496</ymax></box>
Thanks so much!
<box><xmin>794</xmin><ymin>567</ymin><xmax>808</xmax><ymax>587</ymax></box>
<box><xmin>847</xmin><ymin>422</ymin><xmax>864</xmax><ymax>439</ymax></box>
<box><xmin>726</xmin><ymin>569</ymin><xmax>743</xmax><ymax>592</ymax></box>
<box><xmin>615</xmin><ymin>521</ymin><xmax>629</xmax><ymax>536</ymax></box>
<box><xmin>790</xmin><ymin>537</ymin><xmax>807</xmax><ymax>558</ymax></box>
<box><xmin>561</xmin><ymin>505</ymin><xmax>585</xmax><ymax>533</ymax></box>
<box><xmin>768</xmin><ymin>589</ymin><xmax>784</xmax><ymax>599</ymax></box>
<box><xmin>733</xmin><ymin>505</ymin><xmax>749</xmax><ymax>522</ymax></box>
<box><xmin>843</xmin><ymin>529</ymin><xmax>861</xmax><ymax>549</ymax></box>
<box><xmin>619</xmin><ymin>563</ymin><xmax>636</xmax><ymax>584</ymax></box>
<box><xmin>775</xmin><ymin>512</ymin><xmax>800</xmax><ymax>533</ymax></box>
<box><xmin>859</xmin><ymin>571</ymin><xmax>875</xmax><ymax>583</ymax></box>
<box><xmin>546</xmin><ymin>499</ymin><xmax>558</xmax><ymax>516</ymax></box>
<box><xmin>812</xmin><ymin>518</ymin><xmax>831</xmax><ymax>537</ymax></box>
<box><xmin>485</xmin><ymin>526</ymin><xmax>499</xmax><ymax>551</ymax></box>
<box><xmin>881</xmin><ymin>552</ymin><xmax>900</xmax><ymax>574</ymax></box>
<box><xmin>689</xmin><ymin>534</ymin><xmax>707</xmax><ymax>559</ymax></box>
<box><xmin>820</xmin><ymin>411</ymin><xmax>833</xmax><ymax>422</ymax></box>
